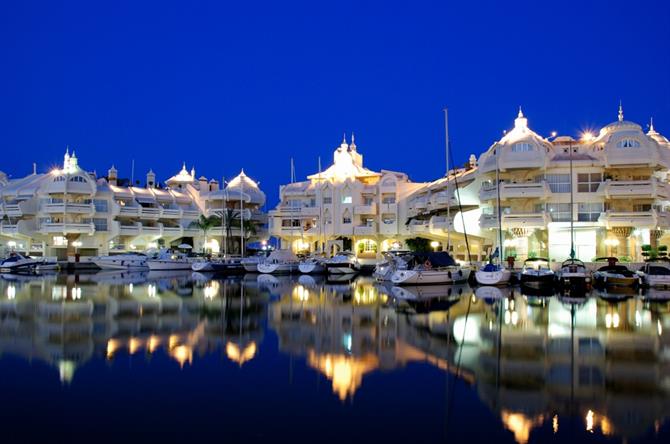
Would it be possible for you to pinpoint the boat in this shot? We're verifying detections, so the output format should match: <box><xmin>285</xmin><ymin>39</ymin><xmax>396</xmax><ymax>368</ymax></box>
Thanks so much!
<box><xmin>636</xmin><ymin>262</ymin><xmax>670</xmax><ymax>288</ymax></box>
<box><xmin>373</xmin><ymin>251</ymin><xmax>412</xmax><ymax>281</ymax></box>
<box><xmin>519</xmin><ymin>258</ymin><xmax>555</xmax><ymax>289</ymax></box>
<box><xmin>147</xmin><ymin>249</ymin><xmax>193</xmax><ymax>271</ymax></box>
<box><xmin>241</xmin><ymin>252</ymin><xmax>267</xmax><ymax>273</ymax></box>
<box><xmin>191</xmin><ymin>257</ymin><xmax>245</xmax><ymax>274</ymax></box>
<box><xmin>592</xmin><ymin>257</ymin><xmax>639</xmax><ymax>289</ymax></box>
<box><xmin>390</xmin><ymin>252</ymin><xmax>470</xmax><ymax>285</ymax></box>
<box><xmin>257</xmin><ymin>250</ymin><xmax>299</xmax><ymax>274</ymax></box>
<box><xmin>0</xmin><ymin>253</ymin><xmax>58</xmax><ymax>274</ymax></box>
<box><xmin>475</xmin><ymin>261</ymin><xmax>512</xmax><ymax>286</ymax></box>
<box><xmin>298</xmin><ymin>257</ymin><xmax>326</xmax><ymax>274</ymax></box>
<box><xmin>556</xmin><ymin>258</ymin><xmax>591</xmax><ymax>291</ymax></box>
<box><xmin>324</xmin><ymin>251</ymin><xmax>361</xmax><ymax>275</ymax></box>
<box><xmin>91</xmin><ymin>253</ymin><xmax>149</xmax><ymax>270</ymax></box>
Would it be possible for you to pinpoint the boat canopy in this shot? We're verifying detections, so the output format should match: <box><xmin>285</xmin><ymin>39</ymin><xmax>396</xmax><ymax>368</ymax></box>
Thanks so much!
<box><xmin>267</xmin><ymin>249</ymin><xmax>298</xmax><ymax>262</ymax></box>
<box><xmin>524</xmin><ymin>257</ymin><xmax>549</xmax><ymax>263</ymax></box>
<box><xmin>412</xmin><ymin>252</ymin><xmax>457</xmax><ymax>268</ymax></box>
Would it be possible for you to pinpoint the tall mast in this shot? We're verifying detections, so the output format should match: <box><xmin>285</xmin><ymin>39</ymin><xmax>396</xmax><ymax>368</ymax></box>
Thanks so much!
<box><xmin>444</xmin><ymin>108</ymin><xmax>451</xmax><ymax>251</ymax></box>
<box><xmin>240</xmin><ymin>171</ymin><xmax>245</xmax><ymax>257</ymax></box>
<box><xmin>496</xmin><ymin>146</ymin><xmax>503</xmax><ymax>262</ymax></box>
<box><xmin>569</xmin><ymin>141</ymin><xmax>575</xmax><ymax>259</ymax></box>
<box><xmin>318</xmin><ymin>156</ymin><xmax>323</xmax><ymax>254</ymax></box>
<box><xmin>221</xmin><ymin>175</ymin><xmax>226</xmax><ymax>257</ymax></box>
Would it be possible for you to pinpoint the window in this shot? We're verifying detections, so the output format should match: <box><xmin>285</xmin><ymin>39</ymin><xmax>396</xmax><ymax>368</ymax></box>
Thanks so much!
<box><xmin>512</xmin><ymin>142</ymin><xmax>533</xmax><ymax>153</ymax></box>
<box><xmin>577</xmin><ymin>173</ymin><xmax>602</xmax><ymax>193</ymax></box>
<box><xmin>382</xmin><ymin>195</ymin><xmax>396</xmax><ymax>204</ymax></box>
<box><xmin>547</xmin><ymin>203</ymin><xmax>571</xmax><ymax>221</ymax></box>
<box><xmin>92</xmin><ymin>218</ymin><xmax>108</xmax><ymax>231</ymax></box>
<box><xmin>342</xmin><ymin>196</ymin><xmax>352</xmax><ymax>204</ymax></box>
<box><xmin>323</xmin><ymin>196</ymin><xmax>332</xmax><ymax>204</ymax></box>
<box><xmin>544</xmin><ymin>174</ymin><xmax>571</xmax><ymax>193</ymax></box>
<box><xmin>363</xmin><ymin>197</ymin><xmax>374</xmax><ymax>205</ymax></box>
<box><xmin>577</xmin><ymin>202</ymin><xmax>603</xmax><ymax>222</ymax></box>
<box><xmin>324</xmin><ymin>209</ymin><xmax>332</xmax><ymax>225</ymax></box>
<box><xmin>616</xmin><ymin>138</ymin><xmax>640</xmax><ymax>148</ymax></box>
<box><xmin>69</xmin><ymin>176</ymin><xmax>88</xmax><ymax>183</ymax></box>
<box><xmin>342</xmin><ymin>210</ymin><xmax>351</xmax><ymax>224</ymax></box>
<box><xmin>381</xmin><ymin>177</ymin><xmax>396</xmax><ymax>187</ymax></box>
<box><xmin>94</xmin><ymin>200</ymin><xmax>108</xmax><ymax>212</ymax></box>
<box><xmin>383</xmin><ymin>216</ymin><xmax>395</xmax><ymax>224</ymax></box>
<box><xmin>53</xmin><ymin>176</ymin><xmax>65</xmax><ymax>182</ymax></box>
<box><xmin>633</xmin><ymin>204</ymin><xmax>652</xmax><ymax>212</ymax></box>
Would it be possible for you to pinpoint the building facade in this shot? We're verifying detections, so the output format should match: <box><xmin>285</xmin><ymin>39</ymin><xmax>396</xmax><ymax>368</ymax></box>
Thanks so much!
<box><xmin>268</xmin><ymin>135</ymin><xmax>427</xmax><ymax>259</ymax></box>
<box><xmin>0</xmin><ymin>150</ymin><xmax>267</xmax><ymax>259</ymax></box>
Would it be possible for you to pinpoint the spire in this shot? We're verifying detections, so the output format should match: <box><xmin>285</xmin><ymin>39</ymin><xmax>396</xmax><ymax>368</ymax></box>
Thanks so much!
<box><xmin>349</xmin><ymin>132</ymin><xmax>356</xmax><ymax>151</ymax></box>
<box><xmin>649</xmin><ymin>117</ymin><xmax>656</xmax><ymax>134</ymax></box>
<box><xmin>518</xmin><ymin>106</ymin><xmax>524</xmax><ymax>118</ymax></box>
<box><xmin>342</xmin><ymin>132</ymin><xmax>347</xmax><ymax>145</ymax></box>
<box><xmin>618</xmin><ymin>101</ymin><xmax>624</xmax><ymax>122</ymax></box>
<box><xmin>514</xmin><ymin>106</ymin><xmax>528</xmax><ymax>130</ymax></box>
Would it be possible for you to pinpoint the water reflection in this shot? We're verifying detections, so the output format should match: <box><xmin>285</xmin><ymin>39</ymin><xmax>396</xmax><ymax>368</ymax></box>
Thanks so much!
<box><xmin>0</xmin><ymin>272</ymin><xmax>669</xmax><ymax>442</ymax></box>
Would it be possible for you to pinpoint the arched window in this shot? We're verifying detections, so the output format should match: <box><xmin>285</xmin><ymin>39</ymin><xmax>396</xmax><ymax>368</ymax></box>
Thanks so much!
<box><xmin>381</xmin><ymin>177</ymin><xmax>396</xmax><ymax>187</ymax></box>
<box><xmin>616</xmin><ymin>138</ymin><xmax>640</xmax><ymax>148</ymax></box>
<box><xmin>511</xmin><ymin>142</ymin><xmax>533</xmax><ymax>153</ymax></box>
<box><xmin>53</xmin><ymin>176</ymin><xmax>65</xmax><ymax>182</ymax></box>
<box><xmin>342</xmin><ymin>209</ymin><xmax>352</xmax><ymax>224</ymax></box>
<box><xmin>324</xmin><ymin>208</ymin><xmax>332</xmax><ymax>225</ymax></box>
<box><xmin>322</xmin><ymin>185</ymin><xmax>332</xmax><ymax>205</ymax></box>
<box><xmin>341</xmin><ymin>186</ymin><xmax>352</xmax><ymax>204</ymax></box>
<box><xmin>69</xmin><ymin>176</ymin><xmax>88</xmax><ymax>183</ymax></box>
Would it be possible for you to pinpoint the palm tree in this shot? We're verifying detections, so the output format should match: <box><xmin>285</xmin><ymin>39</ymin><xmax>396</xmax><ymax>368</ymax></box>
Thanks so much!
<box><xmin>196</xmin><ymin>214</ymin><xmax>220</xmax><ymax>253</ymax></box>
<box><xmin>221</xmin><ymin>208</ymin><xmax>259</xmax><ymax>254</ymax></box>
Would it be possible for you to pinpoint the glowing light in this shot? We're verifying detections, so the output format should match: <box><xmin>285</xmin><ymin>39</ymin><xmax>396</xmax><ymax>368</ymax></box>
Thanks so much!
<box><xmin>147</xmin><ymin>284</ymin><xmax>156</xmax><ymax>298</ymax></box>
<box><xmin>106</xmin><ymin>339</ymin><xmax>120</xmax><ymax>359</ymax></box>
<box><xmin>7</xmin><ymin>241</ymin><xmax>16</xmax><ymax>248</ymax></box>
<box><xmin>581</xmin><ymin>131</ymin><xmax>595</xmax><ymax>142</ymax></box>
<box><xmin>550</xmin><ymin>131</ymin><xmax>557</xmax><ymax>138</ymax></box>
<box><xmin>203</xmin><ymin>281</ymin><xmax>220</xmax><ymax>299</ymax></box>
<box><xmin>147</xmin><ymin>241</ymin><xmax>158</xmax><ymax>249</ymax></box>
<box><xmin>226</xmin><ymin>342</ymin><xmax>257</xmax><ymax>365</ymax></box>
<box><xmin>292</xmin><ymin>284</ymin><xmax>309</xmax><ymax>302</ymax></box>
<box><xmin>128</xmin><ymin>283</ymin><xmax>134</xmax><ymax>294</ymax></box>
<box><xmin>307</xmin><ymin>352</ymin><xmax>378</xmax><ymax>401</ymax></box>
<box><xmin>658</xmin><ymin>320</ymin><xmax>663</xmax><ymax>336</ymax></box>
<box><xmin>70</xmin><ymin>287</ymin><xmax>81</xmax><ymax>300</ymax></box>
<box><xmin>148</xmin><ymin>335</ymin><xmax>160</xmax><ymax>353</ymax></box>
<box><xmin>7</xmin><ymin>285</ymin><xmax>15</xmax><ymax>300</ymax></box>
<box><xmin>58</xmin><ymin>360</ymin><xmax>76</xmax><ymax>384</ymax></box>
<box><xmin>586</xmin><ymin>410</ymin><xmax>594</xmax><ymax>432</ymax></box>
<box><xmin>129</xmin><ymin>337</ymin><xmax>141</xmax><ymax>354</ymax></box>
<box><xmin>501</xmin><ymin>411</ymin><xmax>541</xmax><ymax>444</ymax></box>
<box><xmin>430</xmin><ymin>241</ymin><xmax>440</xmax><ymax>249</ymax></box>
<box><xmin>612</xmin><ymin>313</ymin><xmax>620</xmax><ymax>328</ymax></box>
<box><xmin>172</xmin><ymin>345</ymin><xmax>193</xmax><ymax>367</ymax></box>
<box><xmin>553</xmin><ymin>415</ymin><xmax>559</xmax><ymax>434</ymax></box>
<box><xmin>635</xmin><ymin>310</ymin><xmax>641</xmax><ymax>327</ymax></box>
<box><xmin>604</xmin><ymin>238</ymin><xmax>620</xmax><ymax>247</ymax></box>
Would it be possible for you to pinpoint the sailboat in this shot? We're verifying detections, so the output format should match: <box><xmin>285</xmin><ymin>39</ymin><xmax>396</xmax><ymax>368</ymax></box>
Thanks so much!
<box><xmin>475</xmin><ymin>146</ymin><xmax>511</xmax><ymax>286</ymax></box>
<box><xmin>556</xmin><ymin>141</ymin><xmax>591</xmax><ymax>293</ymax></box>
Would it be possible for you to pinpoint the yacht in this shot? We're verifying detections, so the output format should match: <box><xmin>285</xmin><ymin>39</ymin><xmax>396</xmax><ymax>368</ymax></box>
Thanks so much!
<box><xmin>519</xmin><ymin>258</ymin><xmax>555</xmax><ymax>289</ymax></box>
<box><xmin>257</xmin><ymin>250</ymin><xmax>300</xmax><ymax>274</ymax></box>
<box><xmin>475</xmin><ymin>262</ymin><xmax>512</xmax><ymax>286</ymax></box>
<box><xmin>637</xmin><ymin>262</ymin><xmax>670</xmax><ymax>288</ymax></box>
<box><xmin>147</xmin><ymin>249</ymin><xmax>193</xmax><ymax>271</ymax></box>
<box><xmin>0</xmin><ymin>253</ymin><xmax>58</xmax><ymax>274</ymax></box>
<box><xmin>91</xmin><ymin>253</ymin><xmax>149</xmax><ymax>270</ymax></box>
<box><xmin>191</xmin><ymin>257</ymin><xmax>244</xmax><ymax>274</ymax></box>
<box><xmin>390</xmin><ymin>252</ymin><xmax>470</xmax><ymax>285</ymax></box>
<box><xmin>373</xmin><ymin>251</ymin><xmax>412</xmax><ymax>281</ymax></box>
<box><xmin>298</xmin><ymin>257</ymin><xmax>326</xmax><ymax>274</ymax></box>
<box><xmin>324</xmin><ymin>251</ymin><xmax>361</xmax><ymax>275</ymax></box>
<box><xmin>241</xmin><ymin>252</ymin><xmax>268</xmax><ymax>273</ymax></box>
<box><xmin>556</xmin><ymin>258</ymin><xmax>591</xmax><ymax>291</ymax></box>
<box><xmin>593</xmin><ymin>257</ymin><xmax>639</xmax><ymax>289</ymax></box>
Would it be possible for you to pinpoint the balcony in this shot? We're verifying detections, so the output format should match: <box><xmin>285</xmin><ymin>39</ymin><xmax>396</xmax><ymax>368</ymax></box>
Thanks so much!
<box><xmin>2</xmin><ymin>203</ymin><xmax>22</xmax><ymax>216</ymax></box>
<box><xmin>501</xmin><ymin>212</ymin><xmax>550</xmax><ymax>229</ymax></box>
<box><xmin>479</xmin><ymin>214</ymin><xmax>498</xmax><ymax>229</ymax></box>
<box><xmin>355</xmin><ymin>203</ymin><xmax>377</xmax><ymax>214</ymax></box>
<box><xmin>0</xmin><ymin>223</ymin><xmax>18</xmax><ymax>235</ymax></box>
<box><xmin>408</xmin><ymin>220</ymin><xmax>429</xmax><ymax>233</ymax></box>
<box><xmin>354</xmin><ymin>224</ymin><xmax>376</xmax><ymax>236</ymax></box>
<box><xmin>161</xmin><ymin>208</ymin><xmax>182</xmax><ymax>218</ymax></box>
<box><xmin>479</xmin><ymin>185</ymin><xmax>497</xmax><ymax>202</ymax></box>
<box><xmin>181</xmin><ymin>209</ymin><xmax>200</xmax><ymax>218</ymax></box>
<box><xmin>479</xmin><ymin>182</ymin><xmax>550</xmax><ymax>201</ymax></box>
<box><xmin>119</xmin><ymin>223</ymin><xmax>140</xmax><ymax>235</ymax></box>
<box><xmin>43</xmin><ymin>202</ymin><xmax>94</xmax><ymax>214</ymax></box>
<box><xmin>183</xmin><ymin>227</ymin><xmax>201</xmax><ymax>236</ymax></box>
<box><xmin>379</xmin><ymin>202</ymin><xmax>397</xmax><ymax>214</ymax></box>
<box><xmin>139</xmin><ymin>225</ymin><xmax>162</xmax><ymax>236</ymax></box>
<box><xmin>598</xmin><ymin>210</ymin><xmax>657</xmax><ymax>228</ymax></box>
<box><xmin>139</xmin><ymin>207</ymin><xmax>161</xmax><ymax>220</ymax></box>
<box><xmin>429</xmin><ymin>192</ymin><xmax>456</xmax><ymax>209</ymax></box>
<box><xmin>603</xmin><ymin>179</ymin><xmax>670</xmax><ymax>200</ymax></box>
<box><xmin>40</xmin><ymin>223</ymin><xmax>95</xmax><ymax>234</ymax></box>
<box><xmin>161</xmin><ymin>226</ymin><xmax>183</xmax><ymax>237</ymax></box>
<box><xmin>429</xmin><ymin>216</ymin><xmax>452</xmax><ymax>232</ymax></box>
<box><xmin>119</xmin><ymin>206</ymin><xmax>140</xmax><ymax>216</ymax></box>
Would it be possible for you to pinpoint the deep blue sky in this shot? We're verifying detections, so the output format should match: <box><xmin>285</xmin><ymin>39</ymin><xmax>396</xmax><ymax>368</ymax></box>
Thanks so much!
<box><xmin>2</xmin><ymin>0</ymin><xmax>669</xmax><ymax>205</ymax></box>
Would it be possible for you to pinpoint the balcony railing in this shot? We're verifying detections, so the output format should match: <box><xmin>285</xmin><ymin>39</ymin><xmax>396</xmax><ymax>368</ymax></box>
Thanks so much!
<box><xmin>429</xmin><ymin>216</ymin><xmax>452</xmax><ymax>231</ymax></box>
<box><xmin>408</xmin><ymin>220</ymin><xmax>429</xmax><ymax>233</ymax></box>
<box><xmin>354</xmin><ymin>224</ymin><xmax>376</xmax><ymax>235</ymax></box>
<box><xmin>43</xmin><ymin>202</ymin><xmax>94</xmax><ymax>214</ymax></box>
<box><xmin>355</xmin><ymin>203</ymin><xmax>377</xmax><ymax>214</ymax></box>
<box><xmin>479</xmin><ymin>181</ymin><xmax>550</xmax><ymax>201</ymax></box>
<box><xmin>119</xmin><ymin>206</ymin><xmax>140</xmax><ymax>216</ymax></box>
<box><xmin>603</xmin><ymin>179</ymin><xmax>670</xmax><ymax>199</ymax></box>
<box><xmin>40</xmin><ymin>223</ymin><xmax>95</xmax><ymax>234</ymax></box>
<box><xmin>0</xmin><ymin>223</ymin><xmax>18</xmax><ymax>235</ymax></box>
<box><xmin>501</xmin><ymin>211</ymin><xmax>550</xmax><ymax>229</ymax></box>
<box><xmin>598</xmin><ymin>210</ymin><xmax>658</xmax><ymax>228</ymax></box>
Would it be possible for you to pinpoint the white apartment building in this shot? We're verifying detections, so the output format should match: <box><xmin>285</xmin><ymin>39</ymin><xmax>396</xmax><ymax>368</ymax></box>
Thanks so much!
<box><xmin>268</xmin><ymin>135</ymin><xmax>426</xmax><ymax>258</ymax></box>
<box><xmin>0</xmin><ymin>150</ymin><xmax>267</xmax><ymax>259</ymax></box>
<box><xmin>407</xmin><ymin>107</ymin><xmax>670</xmax><ymax>262</ymax></box>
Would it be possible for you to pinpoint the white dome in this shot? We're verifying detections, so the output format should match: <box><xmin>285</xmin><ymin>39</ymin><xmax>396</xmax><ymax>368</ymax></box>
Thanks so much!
<box><xmin>225</xmin><ymin>170</ymin><xmax>266</xmax><ymax>206</ymax></box>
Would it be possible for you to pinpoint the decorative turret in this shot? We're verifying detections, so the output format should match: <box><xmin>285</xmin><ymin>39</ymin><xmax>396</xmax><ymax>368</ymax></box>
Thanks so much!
<box><xmin>208</xmin><ymin>179</ymin><xmax>219</xmax><ymax>192</ymax></box>
<box><xmin>618</xmin><ymin>101</ymin><xmax>624</xmax><ymax>122</ymax></box>
<box><xmin>349</xmin><ymin>133</ymin><xmax>357</xmax><ymax>151</ymax></box>
<box><xmin>108</xmin><ymin>165</ymin><xmax>118</xmax><ymax>185</ymax></box>
<box><xmin>469</xmin><ymin>153</ymin><xmax>477</xmax><ymax>168</ymax></box>
<box><xmin>514</xmin><ymin>107</ymin><xmax>528</xmax><ymax>131</ymax></box>
<box><xmin>198</xmin><ymin>175</ymin><xmax>208</xmax><ymax>190</ymax></box>
<box><xmin>147</xmin><ymin>169</ymin><xmax>156</xmax><ymax>188</ymax></box>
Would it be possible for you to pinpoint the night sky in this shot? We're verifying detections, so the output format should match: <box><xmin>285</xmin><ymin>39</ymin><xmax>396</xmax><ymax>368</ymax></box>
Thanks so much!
<box><xmin>2</xmin><ymin>0</ymin><xmax>669</xmax><ymax>205</ymax></box>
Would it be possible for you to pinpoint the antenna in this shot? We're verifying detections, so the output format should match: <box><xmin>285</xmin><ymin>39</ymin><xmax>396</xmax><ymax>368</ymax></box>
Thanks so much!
<box><xmin>131</xmin><ymin>159</ymin><xmax>135</xmax><ymax>186</ymax></box>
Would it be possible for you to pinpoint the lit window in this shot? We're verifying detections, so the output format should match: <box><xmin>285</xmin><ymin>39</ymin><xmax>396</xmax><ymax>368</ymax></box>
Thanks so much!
<box><xmin>512</xmin><ymin>142</ymin><xmax>533</xmax><ymax>153</ymax></box>
<box><xmin>616</xmin><ymin>138</ymin><xmax>640</xmax><ymax>148</ymax></box>
<box><xmin>53</xmin><ymin>176</ymin><xmax>65</xmax><ymax>182</ymax></box>
<box><xmin>383</xmin><ymin>217</ymin><xmax>395</xmax><ymax>224</ymax></box>
<box><xmin>342</xmin><ymin>196</ymin><xmax>352</xmax><ymax>204</ymax></box>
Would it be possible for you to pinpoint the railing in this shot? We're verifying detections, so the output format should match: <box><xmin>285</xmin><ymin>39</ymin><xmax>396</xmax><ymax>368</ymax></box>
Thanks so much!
<box><xmin>119</xmin><ymin>206</ymin><xmax>140</xmax><ymax>216</ymax></box>
<box><xmin>43</xmin><ymin>202</ymin><xmax>94</xmax><ymax>214</ymax></box>
<box><xmin>181</xmin><ymin>209</ymin><xmax>200</xmax><ymax>218</ymax></box>
<box><xmin>603</xmin><ymin>179</ymin><xmax>669</xmax><ymax>199</ymax></box>
<box><xmin>355</xmin><ymin>203</ymin><xmax>377</xmax><ymax>214</ymax></box>
<box><xmin>408</xmin><ymin>220</ymin><xmax>429</xmax><ymax>233</ymax></box>
<box><xmin>379</xmin><ymin>203</ymin><xmax>397</xmax><ymax>214</ymax></box>
<box><xmin>501</xmin><ymin>211</ymin><xmax>549</xmax><ymax>229</ymax></box>
<box><xmin>119</xmin><ymin>223</ymin><xmax>140</xmax><ymax>235</ymax></box>
<box><xmin>0</xmin><ymin>223</ymin><xmax>18</xmax><ymax>235</ymax></box>
<box><xmin>480</xmin><ymin>181</ymin><xmax>550</xmax><ymax>201</ymax></box>
<box><xmin>160</xmin><ymin>208</ymin><xmax>182</xmax><ymax>218</ymax></box>
<box><xmin>354</xmin><ymin>224</ymin><xmax>376</xmax><ymax>235</ymax></box>
<box><xmin>40</xmin><ymin>223</ymin><xmax>95</xmax><ymax>234</ymax></box>
<box><xmin>479</xmin><ymin>214</ymin><xmax>498</xmax><ymax>229</ymax></box>
<box><xmin>139</xmin><ymin>207</ymin><xmax>161</xmax><ymax>219</ymax></box>
<box><xmin>598</xmin><ymin>210</ymin><xmax>657</xmax><ymax>228</ymax></box>
<box><xmin>429</xmin><ymin>216</ymin><xmax>452</xmax><ymax>231</ymax></box>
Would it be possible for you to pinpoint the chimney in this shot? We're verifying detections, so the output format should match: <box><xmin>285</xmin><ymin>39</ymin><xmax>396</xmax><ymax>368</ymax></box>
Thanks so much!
<box><xmin>198</xmin><ymin>175</ymin><xmax>208</xmax><ymax>190</ymax></box>
<box><xmin>147</xmin><ymin>169</ymin><xmax>156</xmax><ymax>188</ymax></box>
<box><xmin>32</xmin><ymin>162</ymin><xmax>37</xmax><ymax>175</ymax></box>
<box><xmin>209</xmin><ymin>179</ymin><xmax>219</xmax><ymax>192</ymax></box>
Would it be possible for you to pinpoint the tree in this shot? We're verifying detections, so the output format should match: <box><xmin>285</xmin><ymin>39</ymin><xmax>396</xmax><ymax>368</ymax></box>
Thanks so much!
<box><xmin>196</xmin><ymin>214</ymin><xmax>220</xmax><ymax>253</ymax></box>
<box><xmin>405</xmin><ymin>237</ymin><xmax>431</xmax><ymax>252</ymax></box>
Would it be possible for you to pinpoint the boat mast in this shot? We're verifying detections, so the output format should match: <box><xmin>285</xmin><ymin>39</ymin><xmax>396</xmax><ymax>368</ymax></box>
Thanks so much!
<box><xmin>444</xmin><ymin>108</ymin><xmax>451</xmax><ymax>252</ymax></box>
<box><xmin>318</xmin><ymin>156</ymin><xmax>323</xmax><ymax>254</ymax></box>
<box><xmin>240</xmin><ymin>171</ymin><xmax>245</xmax><ymax>257</ymax></box>
<box><xmin>496</xmin><ymin>145</ymin><xmax>504</xmax><ymax>263</ymax></box>
<box><xmin>221</xmin><ymin>175</ymin><xmax>226</xmax><ymax>257</ymax></box>
<box><xmin>569</xmin><ymin>141</ymin><xmax>575</xmax><ymax>259</ymax></box>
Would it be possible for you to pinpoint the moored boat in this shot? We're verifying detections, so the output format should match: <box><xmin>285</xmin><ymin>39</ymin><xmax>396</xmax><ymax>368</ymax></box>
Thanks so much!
<box><xmin>593</xmin><ymin>257</ymin><xmax>639</xmax><ymax>289</ymax></box>
<box><xmin>637</xmin><ymin>262</ymin><xmax>670</xmax><ymax>288</ymax></box>
<box><xmin>324</xmin><ymin>251</ymin><xmax>361</xmax><ymax>275</ymax></box>
<box><xmin>298</xmin><ymin>257</ymin><xmax>326</xmax><ymax>274</ymax></box>
<box><xmin>257</xmin><ymin>250</ymin><xmax>299</xmax><ymax>274</ymax></box>
<box><xmin>475</xmin><ymin>263</ymin><xmax>512</xmax><ymax>286</ymax></box>
<box><xmin>556</xmin><ymin>258</ymin><xmax>591</xmax><ymax>292</ymax></box>
<box><xmin>92</xmin><ymin>253</ymin><xmax>149</xmax><ymax>270</ymax></box>
<box><xmin>391</xmin><ymin>252</ymin><xmax>470</xmax><ymax>286</ymax></box>
<box><xmin>191</xmin><ymin>258</ymin><xmax>245</xmax><ymax>274</ymax></box>
<box><xmin>0</xmin><ymin>253</ymin><xmax>58</xmax><ymax>274</ymax></box>
<box><xmin>147</xmin><ymin>249</ymin><xmax>193</xmax><ymax>271</ymax></box>
<box><xmin>520</xmin><ymin>258</ymin><xmax>555</xmax><ymax>289</ymax></box>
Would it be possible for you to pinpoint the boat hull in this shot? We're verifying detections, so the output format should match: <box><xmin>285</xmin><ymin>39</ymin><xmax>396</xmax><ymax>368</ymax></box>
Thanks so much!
<box><xmin>93</xmin><ymin>258</ymin><xmax>148</xmax><ymax>270</ymax></box>
<box><xmin>520</xmin><ymin>273</ymin><xmax>555</xmax><ymax>289</ymax></box>
<box><xmin>257</xmin><ymin>263</ymin><xmax>298</xmax><ymax>274</ymax></box>
<box><xmin>475</xmin><ymin>269</ymin><xmax>511</xmax><ymax>286</ymax></box>
<box><xmin>391</xmin><ymin>268</ymin><xmax>470</xmax><ymax>285</ymax></box>
<box><xmin>299</xmin><ymin>262</ymin><xmax>326</xmax><ymax>274</ymax></box>
<box><xmin>147</xmin><ymin>260</ymin><xmax>192</xmax><ymax>271</ymax></box>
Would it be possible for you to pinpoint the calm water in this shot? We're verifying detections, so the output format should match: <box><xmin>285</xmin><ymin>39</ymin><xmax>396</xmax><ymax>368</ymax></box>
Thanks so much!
<box><xmin>0</xmin><ymin>271</ymin><xmax>669</xmax><ymax>444</ymax></box>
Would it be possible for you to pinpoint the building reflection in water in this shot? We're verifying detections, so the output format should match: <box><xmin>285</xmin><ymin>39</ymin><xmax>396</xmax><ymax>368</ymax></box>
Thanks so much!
<box><xmin>1</xmin><ymin>272</ymin><xmax>669</xmax><ymax>442</ymax></box>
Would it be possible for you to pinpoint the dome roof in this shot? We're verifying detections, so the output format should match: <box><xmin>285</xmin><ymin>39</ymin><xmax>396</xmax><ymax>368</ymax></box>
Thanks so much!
<box><xmin>166</xmin><ymin>163</ymin><xmax>195</xmax><ymax>185</ymax></box>
<box><xmin>225</xmin><ymin>170</ymin><xmax>266</xmax><ymax>206</ymax></box>
<box><xmin>599</xmin><ymin>103</ymin><xmax>642</xmax><ymax>136</ymax></box>
<box><xmin>647</xmin><ymin>119</ymin><xmax>669</xmax><ymax>146</ymax></box>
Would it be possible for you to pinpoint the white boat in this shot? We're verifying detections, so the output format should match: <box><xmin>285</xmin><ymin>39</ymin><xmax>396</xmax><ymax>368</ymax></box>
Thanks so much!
<box><xmin>391</xmin><ymin>252</ymin><xmax>470</xmax><ymax>285</ymax></box>
<box><xmin>0</xmin><ymin>253</ymin><xmax>57</xmax><ymax>274</ymax></box>
<box><xmin>298</xmin><ymin>257</ymin><xmax>326</xmax><ymax>274</ymax></box>
<box><xmin>324</xmin><ymin>251</ymin><xmax>360</xmax><ymax>275</ymax></box>
<box><xmin>637</xmin><ymin>262</ymin><xmax>670</xmax><ymax>288</ymax></box>
<box><xmin>241</xmin><ymin>253</ymin><xmax>267</xmax><ymax>273</ymax></box>
<box><xmin>475</xmin><ymin>263</ymin><xmax>511</xmax><ymax>286</ymax></box>
<box><xmin>191</xmin><ymin>258</ymin><xmax>244</xmax><ymax>274</ymax></box>
<box><xmin>92</xmin><ymin>253</ymin><xmax>148</xmax><ymax>270</ymax></box>
<box><xmin>257</xmin><ymin>250</ymin><xmax>299</xmax><ymax>274</ymax></box>
<box><xmin>374</xmin><ymin>251</ymin><xmax>411</xmax><ymax>281</ymax></box>
<box><xmin>147</xmin><ymin>249</ymin><xmax>193</xmax><ymax>271</ymax></box>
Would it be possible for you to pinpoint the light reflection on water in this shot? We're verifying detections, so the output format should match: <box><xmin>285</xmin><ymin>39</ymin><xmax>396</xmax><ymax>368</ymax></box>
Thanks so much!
<box><xmin>0</xmin><ymin>271</ymin><xmax>669</xmax><ymax>443</ymax></box>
